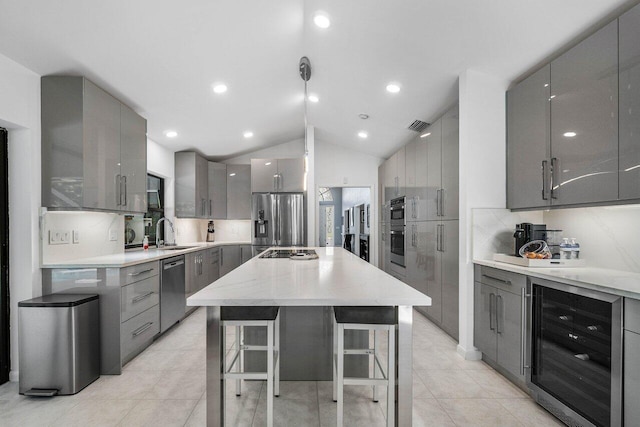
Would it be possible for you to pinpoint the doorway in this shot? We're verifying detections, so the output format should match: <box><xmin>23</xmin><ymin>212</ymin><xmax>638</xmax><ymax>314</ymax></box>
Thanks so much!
<box><xmin>0</xmin><ymin>128</ymin><xmax>9</xmax><ymax>385</ymax></box>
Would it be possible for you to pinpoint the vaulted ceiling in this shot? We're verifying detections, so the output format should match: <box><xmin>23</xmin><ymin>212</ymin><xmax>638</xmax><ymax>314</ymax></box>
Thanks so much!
<box><xmin>0</xmin><ymin>0</ymin><xmax>635</xmax><ymax>159</ymax></box>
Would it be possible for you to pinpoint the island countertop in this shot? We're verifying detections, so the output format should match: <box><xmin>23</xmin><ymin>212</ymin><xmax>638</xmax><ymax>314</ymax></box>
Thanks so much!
<box><xmin>187</xmin><ymin>247</ymin><xmax>432</xmax><ymax>307</ymax></box>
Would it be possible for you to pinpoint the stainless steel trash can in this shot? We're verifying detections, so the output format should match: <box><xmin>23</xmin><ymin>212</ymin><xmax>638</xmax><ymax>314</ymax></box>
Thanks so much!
<box><xmin>18</xmin><ymin>294</ymin><xmax>100</xmax><ymax>396</ymax></box>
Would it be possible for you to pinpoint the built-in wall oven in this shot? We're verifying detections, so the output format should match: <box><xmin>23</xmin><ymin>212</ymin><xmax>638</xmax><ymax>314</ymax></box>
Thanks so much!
<box><xmin>527</xmin><ymin>277</ymin><xmax>622</xmax><ymax>427</ymax></box>
<box><xmin>389</xmin><ymin>197</ymin><xmax>405</xmax><ymax>267</ymax></box>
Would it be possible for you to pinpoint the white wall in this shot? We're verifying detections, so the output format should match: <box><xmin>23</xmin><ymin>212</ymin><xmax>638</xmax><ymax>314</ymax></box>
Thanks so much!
<box><xmin>458</xmin><ymin>69</ymin><xmax>509</xmax><ymax>360</ymax></box>
<box><xmin>223</xmin><ymin>139</ymin><xmax>305</xmax><ymax>165</ymax></box>
<box><xmin>0</xmin><ymin>53</ymin><xmax>41</xmax><ymax>381</ymax></box>
<box><xmin>315</xmin><ymin>140</ymin><xmax>383</xmax><ymax>265</ymax></box>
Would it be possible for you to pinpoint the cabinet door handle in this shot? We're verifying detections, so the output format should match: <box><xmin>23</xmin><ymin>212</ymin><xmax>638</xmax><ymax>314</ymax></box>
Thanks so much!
<box><xmin>209</xmin><ymin>200</ymin><xmax>212</xmax><ymax>217</ymax></box>
<box><xmin>489</xmin><ymin>293</ymin><xmax>496</xmax><ymax>331</ymax></box>
<box><xmin>520</xmin><ymin>287</ymin><xmax>530</xmax><ymax>375</ymax></box>
<box><xmin>220</xmin><ymin>248</ymin><xmax>223</xmax><ymax>265</ymax></box>
<box><xmin>436</xmin><ymin>189</ymin><xmax>441</xmax><ymax>216</ymax></box>
<box><xmin>129</xmin><ymin>268</ymin><xmax>154</xmax><ymax>277</ymax></box>
<box><xmin>550</xmin><ymin>157</ymin><xmax>558</xmax><ymax>200</ymax></box>
<box><xmin>440</xmin><ymin>224</ymin><xmax>445</xmax><ymax>252</ymax></box>
<box><xmin>116</xmin><ymin>174</ymin><xmax>121</xmax><ymax>206</ymax></box>
<box><xmin>122</xmin><ymin>175</ymin><xmax>127</xmax><ymax>206</ymax></box>
<box><xmin>541</xmin><ymin>160</ymin><xmax>548</xmax><ymax>200</ymax></box>
<box><xmin>132</xmin><ymin>292</ymin><xmax>154</xmax><ymax>303</ymax></box>
<box><xmin>481</xmin><ymin>274</ymin><xmax>511</xmax><ymax>286</ymax></box>
<box><xmin>496</xmin><ymin>294</ymin><xmax>503</xmax><ymax>334</ymax></box>
<box><xmin>132</xmin><ymin>322</ymin><xmax>154</xmax><ymax>337</ymax></box>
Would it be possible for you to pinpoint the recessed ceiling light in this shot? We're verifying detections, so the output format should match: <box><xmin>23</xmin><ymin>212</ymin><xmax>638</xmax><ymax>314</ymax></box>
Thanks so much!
<box><xmin>386</xmin><ymin>83</ymin><xmax>401</xmax><ymax>93</ymax></box>
<box><xmin>243</xmin><ymin>131</ymin><xmax>254</xmax><ymax>138</ymax></box>
<box><xmin>229</xmin><ymin>173</ymin><xmax>236</xmax><ymax>177</ymax></box>
<box><xmin>420</xmin><ymin>132</ymin><xmax>431</xmax><ymax>138</ymax></box>
<box><xmin>358</xmin><ymin>131</ymin><xmax>368</xmax><ymax>139</ymax></box>
<box><xmin>313</xmin><ymin>12</ymin><xmax>331</xmax><ymax>29</ymax></box>
<box><xmin>550</xmin><ymin>94</ymin><xmax>556</xmax><ymax>99</ymax></box>
<box><xmin>265</xmin><ymin>162</ymin><xmax>272</xmax><ymax>166</ymax></box>
<box><xmin>308</xmin><ymin>94</ymin><xmax>319</xmax><ymax>103</ymax></box>
<box><xmin>563</xmin><ymin>131</ymin><xmax>577</xmax><ymax>138</ymax></box>
<box><xmin>212</xmin><ymin>83</ymin><xmax>228</xmax><ymax>94</ymax></box>
<box><xmin>544</xmin><ymin>83</ymin><xmax>549</xmax><ymax>87</ymax></box>
<box><xmin>165</xmin><ymin>130</ymin><xmax>178</xmax><ymax>138</ymax></box>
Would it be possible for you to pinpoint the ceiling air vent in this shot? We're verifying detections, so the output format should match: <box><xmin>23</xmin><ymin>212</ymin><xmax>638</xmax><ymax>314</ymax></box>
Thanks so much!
<box><xmin>407</xmin><ymin>120</ymin><xmax>430</xmax><ymax>133</ymax></box>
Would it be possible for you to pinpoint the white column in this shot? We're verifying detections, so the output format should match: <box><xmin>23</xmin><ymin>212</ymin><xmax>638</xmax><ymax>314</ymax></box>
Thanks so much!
<box><xmin>457</xmin><ymin>69</ymin><xmax>509</xmax><ymax>360</ymax></box>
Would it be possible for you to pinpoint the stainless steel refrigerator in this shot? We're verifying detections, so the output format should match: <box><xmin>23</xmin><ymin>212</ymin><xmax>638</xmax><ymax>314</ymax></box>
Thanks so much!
<box><xmin>252</xmin><ymin>193</ymin><xmax>306</xmax><ymax>255</ymax></box>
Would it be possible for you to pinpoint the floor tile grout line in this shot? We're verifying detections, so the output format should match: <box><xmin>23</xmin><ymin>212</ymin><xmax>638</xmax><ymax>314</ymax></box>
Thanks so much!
<box><xmin>181</xmin><ymin>389</ymin><xmax>205</xmax><ymax>427</ymax></box>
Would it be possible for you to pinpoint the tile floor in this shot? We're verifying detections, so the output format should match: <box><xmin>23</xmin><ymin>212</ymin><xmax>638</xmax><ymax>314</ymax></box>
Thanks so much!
<box><xmin>0</xmin><ymin>308</ymin><xmax>562</xmax><ymax>426</ymax></box>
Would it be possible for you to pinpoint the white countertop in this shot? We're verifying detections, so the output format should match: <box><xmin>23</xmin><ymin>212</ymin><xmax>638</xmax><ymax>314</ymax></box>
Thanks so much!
<box><xmin>188</xmin><ymin>247</ymin><xmax>432</xmax><ymax>307</ymax></box>
<box><xmin>475</xmin><ymin>258</ymin><xmax>640</xmax><ymax>299</ymax></box>
<box><xmin>41</xmin><ymin>241</ymin><xmax>251</xmax><ymax>268</ymax></box>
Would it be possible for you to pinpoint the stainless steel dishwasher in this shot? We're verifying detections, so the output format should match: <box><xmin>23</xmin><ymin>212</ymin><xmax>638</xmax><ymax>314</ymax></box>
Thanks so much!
<box><xmin>160</xmin><ymin>255</ymin><xmax>186</xmax><ymax>333</ymax></box>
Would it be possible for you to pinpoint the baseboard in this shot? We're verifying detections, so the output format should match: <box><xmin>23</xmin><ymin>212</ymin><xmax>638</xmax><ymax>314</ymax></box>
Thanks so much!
<box><xmin>456</xmin><ymin>344</ymin><xmax>482</xmax><ymax>361</ymax></box>
<box><xmin>9</xmin><ymin>370</ymin><xmax>19</xmax><ymax>382</ymax></box>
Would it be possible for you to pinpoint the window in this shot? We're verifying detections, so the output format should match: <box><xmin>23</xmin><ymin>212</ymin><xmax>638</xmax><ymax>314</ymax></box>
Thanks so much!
<box><xmin>318</xmin><ymin>187</ymin><xmax>333</xmax><ymax>201</ymax></box>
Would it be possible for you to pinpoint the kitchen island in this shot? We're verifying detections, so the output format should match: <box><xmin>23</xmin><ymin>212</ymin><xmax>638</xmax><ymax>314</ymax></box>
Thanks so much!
<box><xmin>187</xmin><ymin>247</ymin><xmax>431</xmax><ymax>426</ymax></box>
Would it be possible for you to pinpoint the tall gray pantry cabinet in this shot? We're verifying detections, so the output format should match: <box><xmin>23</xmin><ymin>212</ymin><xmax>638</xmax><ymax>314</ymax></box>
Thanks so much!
<box><xmin>41</xmin><ymin>76</ymin><xmax>147</xmax><ymax>213</ymax></box>
<box><xmin>379</xmin><ymin>103</ymin><xmax>459</xmax><ymax>340</ymax></box>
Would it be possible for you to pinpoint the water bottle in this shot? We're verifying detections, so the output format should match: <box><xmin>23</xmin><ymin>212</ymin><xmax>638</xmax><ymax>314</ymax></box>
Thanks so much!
<box><xmin>570</xmin><ymin>238</ymin><xmax>580</xmax><ymax>259</ymax></box>
<box><xmin>560</xmin><ymin>238</ymin><xmax>571</xmax><ymax>260</ymax></box>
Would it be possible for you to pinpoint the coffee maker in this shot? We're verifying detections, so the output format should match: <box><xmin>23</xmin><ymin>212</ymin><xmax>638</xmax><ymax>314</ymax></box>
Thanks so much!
<box><xmin>514</xmin><ymin>223</ymin><xmax>547</xmax><ymax>256</ymax></box>
<box><xmin>206</xmin><ymin>221</ymin><xmax>215</xmax><ymax>242</ymax></box>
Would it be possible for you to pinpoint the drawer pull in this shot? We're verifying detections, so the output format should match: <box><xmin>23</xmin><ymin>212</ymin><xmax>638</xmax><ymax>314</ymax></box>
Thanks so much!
<box><xmin>481</xmin><ymin>274</ymin><xmax>511</xmax><ymax>286</ymax></box>
<box><xmin>132</xmin><ymin>322</ymin><xmax>154</xmax><ymax>337</ymax></box>
<box><xmin>132</xmin><ymin>292</ymin><xmax>154</xmax><ymax>303</ymax></box>
<box><xmin>129</xmin><ymin>268</ymin><xmax>154</xmax><ymax>277</ymax></box>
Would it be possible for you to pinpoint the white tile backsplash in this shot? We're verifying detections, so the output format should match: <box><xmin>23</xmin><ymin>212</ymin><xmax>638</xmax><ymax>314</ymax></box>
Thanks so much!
<box><xmin>41</xmin><ymin>211</ymin><xmax>124</xmax><ymax>264</ymax></box>
<box><xmin>472</xmin><ymin>205</ymin><xmax>640</xmax><ymax>273</ymax></box>
<box><xmin>472</xmin><ymin>209</ymin><xmax>543</xmax><ymax>261</ymax></box>
<box><xmin>174</xmin><ymin>219</ymin><xmax>251</xmax><ymax>244</ymax></box>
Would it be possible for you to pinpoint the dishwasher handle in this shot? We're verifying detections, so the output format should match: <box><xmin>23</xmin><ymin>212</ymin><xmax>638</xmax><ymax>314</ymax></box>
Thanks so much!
<box><xmin>164</xmin><ymin>259</ymin><xmax>185</xmax><ymax>269</ymax></box>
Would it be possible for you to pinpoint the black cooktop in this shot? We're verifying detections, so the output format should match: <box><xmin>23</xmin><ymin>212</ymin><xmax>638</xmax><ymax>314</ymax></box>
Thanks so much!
<box><xmin>259</xmin><ymin>249</ymin><xmax>317</xmax><ymax>259</ymax></box>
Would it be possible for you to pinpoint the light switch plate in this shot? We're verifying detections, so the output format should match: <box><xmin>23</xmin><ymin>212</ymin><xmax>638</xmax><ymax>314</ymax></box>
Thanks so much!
<box><xmin>72</xmin><ymin>230</ymin><xmax>80</xmax><ymax>244</ymax></box>
<box><xmin>108</xmin><ymin>228</ymin><xmax>119</xmax><ymax>241</ymax></box>
<box><xmin>49</xmin><ymin>229</ymin><xmax>70</xmax><ymax>245</ymax></box>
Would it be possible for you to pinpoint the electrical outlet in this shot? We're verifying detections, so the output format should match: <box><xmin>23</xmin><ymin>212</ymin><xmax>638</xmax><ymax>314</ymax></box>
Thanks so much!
<box><xmin>108</xmin><ymin>228</ymin><xmax>119</xmax><ymax>241</ymax></box>
<box><xmin>49</xmin><ymin>229</ymin><xmax>70</xmax><ymax>245</ymax></box>
<box><xmin>73</xmin><ymin>230</ymin><xmax>80</xmax><ymax>244</ymax></box>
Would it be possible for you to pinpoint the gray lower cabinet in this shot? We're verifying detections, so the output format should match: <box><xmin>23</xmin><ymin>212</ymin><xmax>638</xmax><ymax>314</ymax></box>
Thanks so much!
<box><xmin>42</xmin><ymin>260</ymin><xmax>161</xmax><ymax>374</ymax></box>
<box><xmin>473</xmin><ymin>265</ymin><xmax>527</xmax><ymax>387</ymax></box>
<box><xmin>220</xmin><ymin>245</ymin><xmax>242</xmax><ymax>277</ymax></box>
<box><xmin>176</xmin><ymin>152</ymin><xmax>210</xmax><ymax>218</ymax></box>
<box><xmin>208</xmin><ymin>162</ymin><xmax>227</xmax><ymax>219</ymax></box>
<box><xmin>205</xmin><ymin>247</ymin><xmax>220</xmax><ymax>284</ymax></box>
<box><xmin>550</xmin><ymin>20</ymin><xmax>618</xmax><ymax>206</ymax></box>
<box><xmin>506</xmin><ymin>65</ymin><xmax>551</xmax><ymax>210</ymax></box>
<box><xmin>241</xmin><ymin>245</ymin><xmax>252</xmax><ymax>263</ymax></box>
<box><xmin>227</xmin><ymin>164</ymin><xmax>251</xmax><ymax>219</ymax></box>
<box><xmin>414</xmin><ymin>220</ymin><xmax>458</xmax><ymax>339</ymax></box>
<box><xmin>41</xmin><ymin>76</ymin><xmax>147</xmax><ymax>213</ymax></box>
<box><xmin>625</xmin><ymin>298</ymin><xmax>640</xmax><ymax>426</ymax></box>
<box><xmin>619</xmin><ymin>4</ymin><xmax>640</xmax><ymax>200</ymax></box>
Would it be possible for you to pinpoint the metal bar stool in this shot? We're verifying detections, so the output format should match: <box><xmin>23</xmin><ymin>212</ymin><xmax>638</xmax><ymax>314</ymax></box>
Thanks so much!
<box><xmin>332</xmin><ymin>306</ymin><xmax>396</xmax><ymax>427</ymax></box>
<box><xmin>222</xmin><ymin>306</ymin><xmax>280</xmax><ymax>427</ymax></box>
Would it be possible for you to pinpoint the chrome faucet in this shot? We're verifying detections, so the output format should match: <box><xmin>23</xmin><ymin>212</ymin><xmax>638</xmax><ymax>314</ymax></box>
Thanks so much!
<box><xmin>156</xmin><ymin>217</ymin><xmax>175</xmax><ymax>248</ymax></box>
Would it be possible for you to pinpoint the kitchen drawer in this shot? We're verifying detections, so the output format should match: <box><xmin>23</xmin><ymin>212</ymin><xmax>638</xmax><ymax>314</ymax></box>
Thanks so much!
<box><xmin>121</xmin><ymin>261</ymin><xmax>159</xmax><ymax>286</ymax></box>
<box><xmin>121</xmin><ymin>305</ymin><xmax>160</xmax><ymax>362</ymax></box>
<box><xmin>121</xmin><ymin>275</ymin><xmax>160</xmax><ymax>322</ymax></box>
<box><xmin>625</xmin><ymin>298</ymin><xmax>640</xmax><ymax>333</ymax></box>
<box><xmin>475</xmin><ymin>265</ymin><xmax>526</xmax><ymax>292</ymax></box>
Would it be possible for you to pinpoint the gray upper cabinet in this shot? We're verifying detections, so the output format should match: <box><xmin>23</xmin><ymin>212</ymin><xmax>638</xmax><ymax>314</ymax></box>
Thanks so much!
<box><xmin>506</xmin><ymin>65</ymin><xmax>551</xmax><ymax>210</ymax></box>
<box><xmin>278</xmin><ymin>158</ymin><xmax>305</xmax><ymax>192</ymax></box>
<box><xmin>251</xmin><ymin>158</ymin><xmax>304</xmax><ymax>193</ymax></box>
<box><xmin>251</xmin><ymin>159</ymin><xmax>278</xmax><ymax>192</ymax></box>
<box><xmin>426</xmin><ymin>120</ymin><xmax>442</xmax><ymax>220</ymax></box>
<box><xmin>208</xmin><ymin>162</ymin><xmax>227</xmax><ymax>219</ymax></box>
<box><xmin>440</xmin><ymin>106</ymin><xmax>459</xmax><ymax>220</ymax></box>
<box><xmin>550</xmin><ymin>20</ymin><xmax>618</xmax><ymax>205</ymax></box>
<box><xmin>120</xmin><ymin>104</ymin><xmax>147</xmax><ymax>213</ymax></box>
<box><xmin>405</xmin><ymin>139</ymin><xmax>428</xmax><ymax>222</ymax></box>
<box><xmin>619</xmin><ymin>4</ymin><xmax>640</xmax><ymax>200</ymax></box>
<box><xmin>383</xmin><ymin>147</ymin><xmax>406</xmax><ymax>201</ymax></box>
<box><xmin>175</xmin><ymin>152</ymin><xmax>209</xmax><ymax>218</ymax></box>
<box><xmin>404</xmin><ymin>141</ymin><xmax>417</xmax><ymax>212</ymax></box>
<box><xmin>41</xmin><ymin>76</ymin><xmax>147</xmax><ymax>213</ymax></box>
<box><xmin>226</xmin><ymin>164</ymin><xmax>251</xmax><ymax>219</ymax></box>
